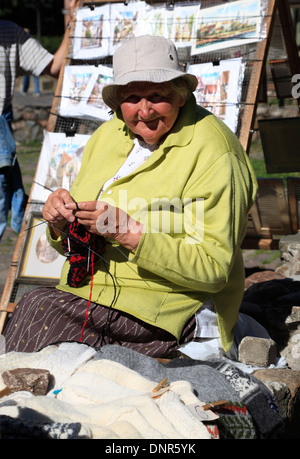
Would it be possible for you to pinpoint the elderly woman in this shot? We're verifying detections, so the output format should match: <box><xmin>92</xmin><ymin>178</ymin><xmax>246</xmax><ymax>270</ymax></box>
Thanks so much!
<box><xmin>3</xmin><ymin>35</ymin><xmax>257</xmax><ymax>358</ymax></box>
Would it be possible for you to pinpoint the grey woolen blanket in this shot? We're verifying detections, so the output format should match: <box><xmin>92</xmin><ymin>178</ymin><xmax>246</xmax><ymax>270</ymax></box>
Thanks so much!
<box><xmin>95</xmin><ymin>344</ymin><xmax>283</xmax><ymax>438</ymax></box>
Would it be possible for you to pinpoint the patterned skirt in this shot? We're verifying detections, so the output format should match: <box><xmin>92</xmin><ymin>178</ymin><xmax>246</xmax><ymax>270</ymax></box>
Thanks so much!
<box><xmin>3</xmin><ymin>287</ymin><xmax>196</xmax><ymax>358</ymax></box>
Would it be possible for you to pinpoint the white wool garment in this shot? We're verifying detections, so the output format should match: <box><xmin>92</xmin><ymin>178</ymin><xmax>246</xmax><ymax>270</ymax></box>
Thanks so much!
<box><xmin>0</xmin><ymin>345</ymin><xmax>57</xmax><ymax>391</ymax></box>
<box><xmin>57</xmin><ymin>358</ymin><xmax>211</xmax><ymax>439</ymax></box>
<box><xmin>0</xmin><ymin>343</ymin><xmax>212</xmax><ymax>439</ymax></box>
<box><xmin>0</xmin><ymin>342</ymin><xmax>96</xmax><ymax>392</ymax></box>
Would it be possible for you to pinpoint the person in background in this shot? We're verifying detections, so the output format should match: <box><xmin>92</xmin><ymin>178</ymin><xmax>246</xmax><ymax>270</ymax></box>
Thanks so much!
<box><xmin>22</xmin><ymin>74</ymin><xmax>40</xmax><ymax>97</ymax></box>
<box><xmin>4</xmin><ymin>35</ymin><xmax>258</xmax><ymax>360</ymax></box>
<box><xmin>21</xmin><ymin>29</ymin><xmax>41</xmax><ymax>97</ymax></box>
<box><xmin>0</xmin><ymin>0</ymin><xmax>79</xmax><ymax>241</ymax></box>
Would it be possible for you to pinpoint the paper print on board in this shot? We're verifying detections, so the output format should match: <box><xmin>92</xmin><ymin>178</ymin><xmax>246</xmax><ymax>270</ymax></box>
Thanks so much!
<box><xmin>109</xmin><ymin>2</ymin><xmax>147</xmax><ymax>54</ymax></box>
<box><xmin>73</xmin><ymin>5</ymin><xmax>110</xmax><ymax>59</ymax></box>
<box><xmin>188</xmin><ymin>58</ymin><xmax>245</xmax><ymax>133</ymax></box>
<box><xmin>135</xmin><ymin>5</ymin><xmax>167</xmax><ymax>37</ymax></box>
<box><xmin>80</xmin><ymin>65</ymin><xmax>113</xmax><ymax>120</ymax></box>
<box><xmin>19</xmin><ymin>214</ymin><xmax>65</xmax><ymax>280</ymax></box>
<box><xmin>31</xmin><ymin>132</ymin><xmax>91</xmax><ymax>203</ymax></box>
<box><xmin>59</xmin><ymin>65</ymin><xmax>94</xmax><ymax>118</ymax></box>
<box><xmin>191</xmin><ymin>0</ymin><xmax>264</xmax><ymax>55</ymax></box>
<box><xmin>168</xmin><ymin>4</ymin><xmax>200</xmax><ymax>47</ymax></box>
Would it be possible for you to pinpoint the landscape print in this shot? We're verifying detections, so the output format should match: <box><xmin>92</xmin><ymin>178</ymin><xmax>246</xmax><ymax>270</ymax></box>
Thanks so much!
<box><xmin>192</xmin><ymin>0</ymin><xmax>263</xmax><ymax>55</ymax></box>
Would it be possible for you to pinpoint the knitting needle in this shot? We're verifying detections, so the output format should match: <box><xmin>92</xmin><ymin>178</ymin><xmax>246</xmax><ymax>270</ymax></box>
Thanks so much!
<box><xmin>33</xmin><ymin>180</ymin><xmax>54</xmax><ymax>193</ymax></box>
<box><xmin>33</xmin><ymin>180</ymin><xmax>80</xmax><ymax>209</ymax></box>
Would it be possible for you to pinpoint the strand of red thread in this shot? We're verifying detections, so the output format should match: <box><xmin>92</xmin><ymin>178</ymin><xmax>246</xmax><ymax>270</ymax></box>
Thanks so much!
<box><xmin>79</xmin><ymin>249</ymin><xmax>95</xmax><ymax>342</ymax></box>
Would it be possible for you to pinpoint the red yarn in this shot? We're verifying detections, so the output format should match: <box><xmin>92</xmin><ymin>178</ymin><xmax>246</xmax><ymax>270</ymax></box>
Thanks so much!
<box><xmin>79</xmin><ymin>249</ymin><xmax>95</xmax><ymax>342</ymax></box>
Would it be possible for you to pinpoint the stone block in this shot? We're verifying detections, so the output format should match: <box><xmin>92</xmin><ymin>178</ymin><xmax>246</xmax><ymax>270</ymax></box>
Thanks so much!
<box><xmin>2</xmin><ymin>368</ymin><xmax>50</xmax><ymax>396</ymax></box>
<box><xmin>244</xmin><ymin>270</ymin><xmax>286</xmax><ymax>290</ymax></box>
<box><xmin>278</xmin><ymin>233</ymin><xmax>300</xmax><ymax>279</ymax></box>
<box><xmin>280</xmin><ymin>329</ymin><xmax>300</xmax><ymax>371</ymax></box>
<box><xmin>285</xmin><ymin>306</ymin><xmax>300</xmax><ymax>328</ymax></box>
<box><xmin>253</xmin><ymin>368</ymin><xmax>300</xmax><ymax>438</ymax></box>
<box><xmin>238</xmin><ymin>336</ymin><xmax>277</xmax><ymax>367</ymax></box>
<box><xmin>260</xmin><ymin>380</ymin><xmax>290</xmax><ymax>421</ymax></box>
<box><xmin>23</xmin><ymin>110</ymin><xmax>36</xmax><ymax>121</ymax></box>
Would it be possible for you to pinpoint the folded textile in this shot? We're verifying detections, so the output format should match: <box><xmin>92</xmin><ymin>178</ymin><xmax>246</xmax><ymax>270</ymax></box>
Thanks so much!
<box><xmin>0</xmin><ymin>343</ymin><xmax>212</xmax><ymax>439</ymax></box>
<box><xmin>0</xmin><ymin>415</ymin><xmax>83</xmax><ymax>439</ymax></box>
<box><xmin>0</xmin><ymin>342</ymin><xmax>96</xmax><ymax>393</ymax></box>
<box><xmin>0</xmin><ymin>342</ymin><xmax>283</xmax><ymax>439</ymax></box>
<box><xmin>57</xmin><ymin>358</ymin><xmax>212</xmax><ymax>439</ymax></box>
<box><xmin>95</xmin><ymin>345</ymin><xmax>283</xmax><ymax>438</ymax></box>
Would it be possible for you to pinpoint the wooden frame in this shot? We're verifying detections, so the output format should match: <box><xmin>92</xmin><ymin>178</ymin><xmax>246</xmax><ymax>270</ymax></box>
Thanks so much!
<box><xmin>287</xmin><ymin>177</ymin><xmax>300</xmax><ymax>234</ymax></box>
<box><xmin>16</xmin><ymin>213</ymin><xmax>65</xmax><ymax>283</ymax></box>
<box><xmin>238</xmin><ymin>0</ymin><xmax>278</xmax><ymax>153</ymax></box>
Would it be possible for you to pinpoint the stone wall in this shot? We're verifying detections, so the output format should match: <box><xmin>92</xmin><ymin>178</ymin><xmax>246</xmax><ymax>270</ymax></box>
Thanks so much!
<box><xmin>11</xmin><ymin>104</ymin><xmax>51</xmax><ymax>144</ymax></box>
<box><xmin>11</xmin><ymin>75</ymin><xmax>55</xmax><ymax>144</ymax></box>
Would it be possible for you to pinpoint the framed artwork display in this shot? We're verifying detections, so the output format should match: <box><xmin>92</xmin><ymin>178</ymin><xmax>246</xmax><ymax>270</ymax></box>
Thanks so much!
<box><xmin>135</xmin><ymin>5</ymin><xmax>167</xmax><ymax>37</ymax></box>
<box><xmin>191</xmin><ymin>0</ymin><xmax>265</xmax><ymax>55</ymax></box>
<box><xmin>109</xmin><ymin>1</ymin><xmax>147</xmax><ymax>54</ymax></box>
<box><xmin>30</xmin><ymin>131</ymin><xmax>91</xmax><ymax>203</ymax></box>
<box><xmin>59</xmin><ymin>65</ymin><xmax>113</xmax><ymax>120</ymax></box>
<box><xmin>17</xmin><ymin>213</ymin><xmax>66</xmax><ymax>283</ymax></box>
<box><xmin>79</xmin><ymin>65</ymin><xmax>113</xmax><ymax>120</ymax></box>
<box><xmin>59</xmin><ymin>65</ymin><xmax>95</xmax><ymax>118</ymax></box>
<box><xmin>167</xmin><ymin>4</ymin><xmax>200</xmax><ymax>47</ymax></box>
<box><xmin>72</xmin><ymin>5</ymin><xmax>110</xmax><ymax>59</ymax></box>
<box><xmin>188</xmin><ymin>58</ymin><xmax>245</xmax><ymax>133</ymax></box>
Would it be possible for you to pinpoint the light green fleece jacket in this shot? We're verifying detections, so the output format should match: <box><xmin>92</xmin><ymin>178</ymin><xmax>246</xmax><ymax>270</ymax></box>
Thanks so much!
<box><xmin>47</xmin><ymin>96</ymin><xmax>257</xmax><ymax>352</ymax></box>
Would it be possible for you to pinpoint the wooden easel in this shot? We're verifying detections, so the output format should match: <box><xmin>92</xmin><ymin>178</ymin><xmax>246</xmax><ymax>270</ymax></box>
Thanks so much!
<box><xmin>0</xmin><ymin>0</ymin><xmax>299</xmax><ymax>333</ymax></box>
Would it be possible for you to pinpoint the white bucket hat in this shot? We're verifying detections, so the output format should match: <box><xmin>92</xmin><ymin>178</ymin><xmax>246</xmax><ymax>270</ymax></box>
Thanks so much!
<box><xmin>102</xmin><ymin>35</ymin><xmax>198</xmax><ymax>111</ymax></box>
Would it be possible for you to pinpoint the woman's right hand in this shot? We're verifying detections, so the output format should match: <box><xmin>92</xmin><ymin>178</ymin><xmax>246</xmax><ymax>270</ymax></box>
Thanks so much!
<box><xmin>42</xmin><ymin>188</ymin><xmax>76</xmax><ymax>239</ymax></box>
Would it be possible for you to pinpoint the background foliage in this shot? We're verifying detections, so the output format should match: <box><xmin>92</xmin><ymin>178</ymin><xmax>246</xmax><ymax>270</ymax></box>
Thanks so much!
<box><xmin>0</xmin><ymin>0</ymin><xmax>65</xmax><ymax>51</ymax></box>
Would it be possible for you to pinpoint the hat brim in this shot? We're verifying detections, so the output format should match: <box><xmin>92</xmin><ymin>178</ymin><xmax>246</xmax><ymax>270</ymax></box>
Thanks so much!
<box><xmin>102</xmin><ymin>69</ymin><xmax>198</xmax><ymax>111</ymax></box>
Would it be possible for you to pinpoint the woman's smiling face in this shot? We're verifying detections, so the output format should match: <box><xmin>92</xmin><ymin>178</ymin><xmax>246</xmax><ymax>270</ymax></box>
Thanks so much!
<box><xmin>118</xmin><ymin>82</ymin><xmax>186</xmax><ymax>145</ymax></box>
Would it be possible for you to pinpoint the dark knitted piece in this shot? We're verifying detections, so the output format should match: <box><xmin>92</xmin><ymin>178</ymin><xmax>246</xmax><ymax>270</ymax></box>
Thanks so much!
<box><xmin>0</xmin><ymin>415</ymin><xmax>83</xmax><ymax>439</ymax></box>
<box><xmin>214</xmin><ymin>401</ymin><xmax>256</xmax><ymax>439</ymax></box>
<box><xmin>95</xmin><ymin>345</ymin><xmax>284</xmax><ymax>439</ymax></box>
<box><xmin>62</xmin><ymin>220</ymin><xmax>105</xmax><ymax>288</ymax></box>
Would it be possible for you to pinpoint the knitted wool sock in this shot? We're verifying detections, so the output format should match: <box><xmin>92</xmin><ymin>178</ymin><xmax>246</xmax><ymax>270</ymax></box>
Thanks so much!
<box><xmin>62</xmin><ymin>220</ymin><xmax>105</xmax><ymax>288</ymax></box>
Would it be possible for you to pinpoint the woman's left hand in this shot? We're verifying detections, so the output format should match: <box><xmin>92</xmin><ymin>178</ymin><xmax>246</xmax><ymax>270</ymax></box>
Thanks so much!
<box><xmin>65</xmin><ymin>200</ymin><xmax>143</xmax><ymax>252</ymax></box>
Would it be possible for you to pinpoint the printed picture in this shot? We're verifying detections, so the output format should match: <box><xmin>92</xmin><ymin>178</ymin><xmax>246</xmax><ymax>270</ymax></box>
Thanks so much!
<box><xmin>19</xmin><ymin>214</ymin><xmax>65</xmax><ymax>281</ymax></box>
<box><xmin>135</xmin><ymin>5</ymin><xmax>166</xmax><ymax>37</ymax></box>
<box><xmin>188</xmin><ymin>58</ymin><xmax>245</xmax><ymax>133</ymax></box>
<box><xmin>59</xmin><ymin>65</ymin><xmax>94</xmax><ymax>118</ymax></box>
<box><xmin>31</xmin><ymin>132</ymin><xmax>91</xmax><ymax>203</ymax></box>
<box><xmin>191</xmin><ymin>0</ymin><xmax>264</xmax><ymax>55</ymax></box>
<box><xmin>72</xmin><ymin>5</ymin><xmax>110</xmax><ymax>59</ymax></box>
<box><xmin>80</xmin><ymin>65</ymin><xmax>113</xmax><ymax>120</ymax></box>
<box><xmin>109</xmin><ymin>2</ymin><xmax>147</xmax><ymax>54</ymax></box>
<box><xmin>168</xmin><ymin>4</ymin><xmax>200</xmax><ymax>47</ymax></box>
